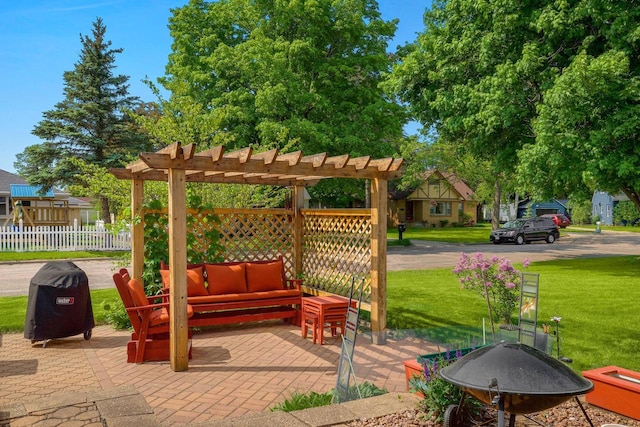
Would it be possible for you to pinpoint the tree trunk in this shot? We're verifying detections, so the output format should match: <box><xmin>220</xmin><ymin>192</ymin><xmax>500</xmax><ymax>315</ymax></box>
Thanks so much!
<box><xmin>101</xmin><ymin>196</ymin><xmax>111</xmax><ymax>224</ymax></box>
<box><xmin>365</xmin><ymin>179</ymin><xmax>371</xmax><ymax>209</ymax></box>
<box><xmin>492</xmin><ymin>180</ymin><xmax>501</xmax><ymax>230</ymax></box>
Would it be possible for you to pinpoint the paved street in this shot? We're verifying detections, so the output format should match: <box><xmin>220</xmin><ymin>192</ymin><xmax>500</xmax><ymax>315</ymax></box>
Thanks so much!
<box><xmin>0</xmin><ymin>230</ymin><xmax>638</xmax><ymax>296</ymax></box>
<box><xmin>386</xmin><ymin>230</ymin><xmax>640</xmax><ymax>271</ymax></box>
<box><xmin>0</xmin><ymin>258</ymin><xmax>126</xmax><ymax>297</ymax></box>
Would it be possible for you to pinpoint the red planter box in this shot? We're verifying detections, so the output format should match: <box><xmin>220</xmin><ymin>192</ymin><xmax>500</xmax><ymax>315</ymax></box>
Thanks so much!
<box><xmin>403</xmin><ymin>359</ymin><xmax>423</xmax><ymax>392</ymax></box>
<box><xmin>582</xmin><ymin>366</ymin><xmax>640</xmax><ymax>421</ymax></box>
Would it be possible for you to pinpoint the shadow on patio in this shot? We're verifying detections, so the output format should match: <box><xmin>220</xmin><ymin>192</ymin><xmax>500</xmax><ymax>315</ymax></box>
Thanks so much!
<box><xmin>0</xmin><ymin>321</ymin><xmax>438</xmax><ymax>425</ymax></box>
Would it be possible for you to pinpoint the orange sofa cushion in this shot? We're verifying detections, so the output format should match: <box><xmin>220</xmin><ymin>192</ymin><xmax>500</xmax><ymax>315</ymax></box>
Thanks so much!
<box><xmin>205</xmin><ymin>263</ymin><xmax>247</xmax><ymax>295</ymax></box>
<box><xmin>246</xmin><ymin>260</ymin><xmax>284</xmax><ymax>292</ymax></box>
<box><xmin>160</xmin><ymin>267</ymin><xmax>208</xmax><ymax>297</ymax></box>
<box><xmin>149</xmin><ymin>306</ymin><xmax>194</xmax><ymax>327</ymax></box>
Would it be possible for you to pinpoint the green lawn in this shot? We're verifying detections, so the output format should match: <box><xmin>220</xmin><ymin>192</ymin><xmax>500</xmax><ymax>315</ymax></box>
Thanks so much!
<box><xmin>0</xmin><ymin>250</ymin><xmax>127</xmax><ymax>262</ymax></box>
<box><xmin>1</xmin><ymin>242</ymin><xmax>638</xmax><ymax>374</ymax></box>
<box><xmin>386</xmin><ymin>223</ymin><xmax>607</xmax><ymax>244</ymax></box>
<box><xmin>387</xmin><ymin>256</ymin><xmax>640</xmax><ymax>372</ymax></box>
<box><xmin>0</xmin><ymin>288</ymin><xmax>120</xmax><ymax>334</ymax></box>
<box><xmin>387</xmin><ymin>224</ymin><xmax>493</xmax><ymax>243</ymax></box>
<box><xmin>568</xmin><ymin>224</ymin><xmax>640</xmax><ymax>232</ymax></box>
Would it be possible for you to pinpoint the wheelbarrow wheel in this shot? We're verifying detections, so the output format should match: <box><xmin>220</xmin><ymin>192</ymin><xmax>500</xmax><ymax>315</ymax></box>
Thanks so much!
<box><xmin>443</xmin><ymin>404</ymin><xmax>463</xmax><ymax>427</ymax></box>
<box><xmin>84</xmin><ymin>329</ymin><xmax>92</xmax><ymax>340</ymax></box>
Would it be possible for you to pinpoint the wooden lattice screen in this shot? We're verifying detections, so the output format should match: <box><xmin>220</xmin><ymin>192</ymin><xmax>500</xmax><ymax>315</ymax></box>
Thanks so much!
<box><xmin>144</xmin><ymin>207</ymin><xmax>372</xmax><ymax>304</ymax></box>
<box><xmin>215</xmin><ymin>208</ymin><xmax>295</xmax><ymax>275</ymax></box>
<box><xmin>145</xmin><ymin>208</ymin><xmax>296</xmax><ymax>276</ymax></box>
<box><xmin>301</xmin><ymin>209</ymin><xmax>372</xmax><ymax>304</ymax></box>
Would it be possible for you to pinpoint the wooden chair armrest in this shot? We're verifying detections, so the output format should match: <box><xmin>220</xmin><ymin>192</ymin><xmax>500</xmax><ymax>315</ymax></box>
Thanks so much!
<box><xmin>152</xmin><ymin>291</ymin><xmax>171</xmax><ymax>303</ymax></box>
<box><xmin>286</xmin><ymin>278</ymin><xmax>303</xmax><ymax>291</ymax></box>
<box><xmin>125</xmin><ymin>301</ymin><xmax>171</xmax><ymax>312</ymax></box>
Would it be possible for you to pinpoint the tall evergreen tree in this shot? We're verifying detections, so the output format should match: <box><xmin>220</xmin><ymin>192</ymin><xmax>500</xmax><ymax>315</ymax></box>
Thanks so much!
<box><xmin>17</xmin><ymin>18</ymin><xmax>151</xmax><ymax>222</ymax></box>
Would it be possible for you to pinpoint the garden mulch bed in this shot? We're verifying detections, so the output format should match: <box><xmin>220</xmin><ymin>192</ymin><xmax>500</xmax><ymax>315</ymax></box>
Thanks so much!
<box><xmin>347</xmin><ymin>399</ymin><xmax>640</xmax><ymax>426</ymax></box>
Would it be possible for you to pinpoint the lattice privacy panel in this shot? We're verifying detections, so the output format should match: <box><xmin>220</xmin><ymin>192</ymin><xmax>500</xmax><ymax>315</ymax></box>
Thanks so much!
<box><xmin>143</xmin><ymin>208</ymin><xmax>373</xmax><ymax>299</ymax></box>
<box><xmin>301</xmin><ymin>210</ymin><xmax>372</xmax><ymax>303</ymax></box>
<box><xmin>214</xmin><ymin>208</ymin><xmax>295</xmax><ymax>277</ymax></box>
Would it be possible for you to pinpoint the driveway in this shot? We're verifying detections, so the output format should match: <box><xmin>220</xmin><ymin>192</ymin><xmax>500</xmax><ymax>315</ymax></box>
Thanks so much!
<box><xmin>1</xmin><ymin>231</ymin><xmax>637</xmax><ymax>296</ymax></box>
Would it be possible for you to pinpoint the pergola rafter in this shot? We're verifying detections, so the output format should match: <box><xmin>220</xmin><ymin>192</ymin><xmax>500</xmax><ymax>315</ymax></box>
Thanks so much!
<box><xmin>112</xmin><ymin>143</ymin><xmax>404</xmax><ymax>372</ymax></box>
<box><xmin>111</xmin><ymin>144</ymin><xmax>403</xmax><ymax>186</ymax></box>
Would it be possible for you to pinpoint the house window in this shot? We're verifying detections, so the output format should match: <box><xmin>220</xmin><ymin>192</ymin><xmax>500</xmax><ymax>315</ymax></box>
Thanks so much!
<box><xmin>606</xmin><ymin>205</ymin><xmax>611</xmax><ymax>218</ymax></box>
<box><xmin>430</xmin><ymin>201</ymin><xmax>452</xmax><ymax>216</ymax></box>
<box><xmin>0</xmin><ymin>197</ymin><xmax>6</xmax><ymax>216</ymax></box>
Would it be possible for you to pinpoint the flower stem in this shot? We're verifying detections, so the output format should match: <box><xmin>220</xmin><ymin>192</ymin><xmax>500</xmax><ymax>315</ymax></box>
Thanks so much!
<box><xmin>481</xmin><ymin>270</ymin><xmax>496</xmax><ymax>340</ymax></box>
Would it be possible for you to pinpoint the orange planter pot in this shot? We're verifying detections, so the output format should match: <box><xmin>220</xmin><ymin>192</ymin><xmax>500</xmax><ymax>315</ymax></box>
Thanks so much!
<box><xmin>403</xmin><ymin>359</ymin><xmax>423</xmax><ymax>394</ymax></box>
<box><xmin>582</xmin><ymin>366</ymin><xmax>640</xmax><ymax>421</ymax></box>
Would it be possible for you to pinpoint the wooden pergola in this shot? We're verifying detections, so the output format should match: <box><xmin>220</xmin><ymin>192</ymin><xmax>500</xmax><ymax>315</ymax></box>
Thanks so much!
<box><xmin>112</xmin><ymin>143</ymin><xmax>404</xmax><ymax>371</ymax></box>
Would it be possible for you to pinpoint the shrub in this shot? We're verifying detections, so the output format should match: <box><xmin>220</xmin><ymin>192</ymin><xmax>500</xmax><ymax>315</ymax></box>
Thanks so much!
<box><xmin>613</xmin><ymin>200</ymin><xmax>640</xmax><ymax>226</ymax></box>
<box><xmin>453</xmin><ymin>252</ymin><xmax>529</xmax><ymax>336</ymax></box>
<box><xmin>270</xmin><ymin>382</ymin><xmax>387</xmax><ymax>412</ymax></box>
<box><xmin>409</xmin><ymin>351</ymin><xmax>481</xmax><ymax>422</ymax></box>
<box><xmin>101</xmin><ymin>298</ymin><xmax>131</xmax><ymax>330</ymax></box>
<box><xmin>270</xmin><ymin>390</ymin><xmax>333</xmax><ymax>412</ymax></box>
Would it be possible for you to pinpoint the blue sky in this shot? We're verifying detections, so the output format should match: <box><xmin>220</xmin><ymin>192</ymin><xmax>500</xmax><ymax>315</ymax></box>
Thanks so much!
<box><xmin>0</xmin><ymin>0</ymin><xmax>430</xmax><ymax>174</ymax></box>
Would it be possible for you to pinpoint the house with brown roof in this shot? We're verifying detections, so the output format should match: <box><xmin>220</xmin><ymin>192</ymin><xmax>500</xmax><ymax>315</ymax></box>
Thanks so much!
<box><xmin>388</xmin><ymin>170</ymin><xmax>478</xmax><ymax>227</ymax></box>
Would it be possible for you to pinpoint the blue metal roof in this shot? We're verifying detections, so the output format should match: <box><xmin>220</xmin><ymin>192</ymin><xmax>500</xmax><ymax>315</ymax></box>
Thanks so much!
<box><xmin>10</xmin><ymin>184</ymin><xmax>55</xmax><ymax>198</ymax></box>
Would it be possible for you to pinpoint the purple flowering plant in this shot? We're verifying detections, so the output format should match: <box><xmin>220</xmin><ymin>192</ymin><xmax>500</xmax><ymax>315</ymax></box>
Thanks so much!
<box><xmin>409</xmin><ymin>349</ymin><xmax>481</xmax><ymax>421</ymax></box>
<box><xmin>453</xmin><ymin>252</ymin><xmax>530</xmax><ymax>336</ymax></box>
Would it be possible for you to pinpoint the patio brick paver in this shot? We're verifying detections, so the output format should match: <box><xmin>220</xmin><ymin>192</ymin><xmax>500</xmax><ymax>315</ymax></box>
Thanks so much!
<box><xmin>0</xmin><ymin>322</ymin><xmax>437</xmax><ymax>426</ymax></box>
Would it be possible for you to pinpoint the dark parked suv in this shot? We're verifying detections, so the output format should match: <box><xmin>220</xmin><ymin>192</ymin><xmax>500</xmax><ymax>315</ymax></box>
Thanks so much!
<box><xmin>490</xmin><ymin>217</ymin><xmax>560</xmax><ymax>245</ymax></box>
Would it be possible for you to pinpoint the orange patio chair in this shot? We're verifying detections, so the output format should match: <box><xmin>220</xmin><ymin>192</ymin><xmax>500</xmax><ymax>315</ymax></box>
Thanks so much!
<box><xmin>112</xmin><ymin>269</ymin><xmax>193</xmax><ymax>363</ymax></box>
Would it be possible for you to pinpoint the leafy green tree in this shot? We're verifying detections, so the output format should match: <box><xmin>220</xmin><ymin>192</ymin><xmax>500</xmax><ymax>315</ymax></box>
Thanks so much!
<box><xmin>17</xmin><ymin>18</ymin><xmax>153</xmax><ymax>222</ymax></box>
<box><xmin>517</xmin><ymin>0</ymin><xmax>640</xmax><ymax>213</ymax></box>
<box><xmin>613</xmin><ymin>201</ymin><xmax>640</xmax><ymax>226</ymax></box>
<box><xmin>66</xmin><ymin>159</ymin><xmax>131</xmax><ymax>222</ymax></box>
<box><xmin>385</xmin><ymin>0</ymin><xmax>543</xmax><ymax>229</ymax></box>
<box><xmin>388</xmin><ymin>0</ymin><xmax>640</xmax><ymax>222</ymax></box>
<box><xmin>147</xmin><ymin>0</ymin><xmax>406</xmax><ymax>206</ymax></box>
<box><xmin>566</xmin><ymin>199</ymin><xmax>592</xmax><ymax>225</ymax></box>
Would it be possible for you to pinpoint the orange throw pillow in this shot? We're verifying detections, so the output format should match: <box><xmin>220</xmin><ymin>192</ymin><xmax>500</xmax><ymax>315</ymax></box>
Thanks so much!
<box><xmin>246</xmin><ymin>260</ymin><xmax>284</xmax><ymax>292</ymax></box>
<box><xmin>127</xmin><ymin>278</ymin><xmax>149</xmax><ymax>307</ymax></box>
<box><xmin>205</xmin><ymin>263</ymin><xmax>247</xmax><ymax>295</ymax></box>
<box><xmin>159</xmin><ymin>267</ymin><xmax>208</xmax><ymax>297</ymax></box>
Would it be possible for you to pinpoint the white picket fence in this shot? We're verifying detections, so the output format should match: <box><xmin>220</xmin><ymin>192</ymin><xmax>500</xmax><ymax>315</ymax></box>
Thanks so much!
<box><xmin>0</xmin><ymin>219</ymin><xmax>131</xmax><ymax>252</ymax></box>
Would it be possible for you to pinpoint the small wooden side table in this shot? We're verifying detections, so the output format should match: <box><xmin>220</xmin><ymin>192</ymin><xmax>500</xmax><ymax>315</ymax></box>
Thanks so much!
<box><xmin>301</xmin><ymin>295</ymin><xmax>351</xmax><ymax>345</ymax></box>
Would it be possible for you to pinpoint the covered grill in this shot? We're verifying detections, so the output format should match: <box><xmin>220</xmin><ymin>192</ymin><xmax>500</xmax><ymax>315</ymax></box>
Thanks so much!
<box><xmin>24</xmin><ymin>261</ymin><xmax>94</xmax><ymax>346</ymax></box>
<box><xmin>440</xmin><ymin>341</ymin><xmax>594</xmax><ymax>427</ymax></box>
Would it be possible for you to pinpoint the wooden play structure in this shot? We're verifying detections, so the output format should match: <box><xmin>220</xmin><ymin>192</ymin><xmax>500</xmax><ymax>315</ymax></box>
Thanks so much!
<box><xmin>111</xmin><ymin>143</ymin><xmax>403</xmax><ymax>371</ymax></box>
<box><xmin>2</xmin><ymin>185</ymin><xmax>70</xmax><ymax>227</ymax></box>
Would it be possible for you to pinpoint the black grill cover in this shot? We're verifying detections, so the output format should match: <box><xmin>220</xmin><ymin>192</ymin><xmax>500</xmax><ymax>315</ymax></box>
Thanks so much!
<box><xmin>24</xmin><ymin>261</ymin><xmax>95</xmax><ymax>341</ymax></box>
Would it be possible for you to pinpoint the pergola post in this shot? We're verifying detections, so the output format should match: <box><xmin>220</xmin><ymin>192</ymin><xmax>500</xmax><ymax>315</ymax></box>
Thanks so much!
<box><xmin>293</xmin><ymin>186</ymin><xmax>305</xmax><ymax>277</ymax></box>
<box><xmin>167</xmin><ymin>166</ymin><xmax>189</xmax><ymax>371</ymax></box>
<box><xmin>111</xmin><ymin>143</ymin><xmax>404</xmax><ymax>365</ymax></box>
<box><xmin>370</xmin><ymin>178</ymin><xmax>388</xmax><ymax>344</ymax></box>
<box><xmin>131</xmin><ymin>178</ymin><xmax>144</xmax><ymax>282</ymax></box>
